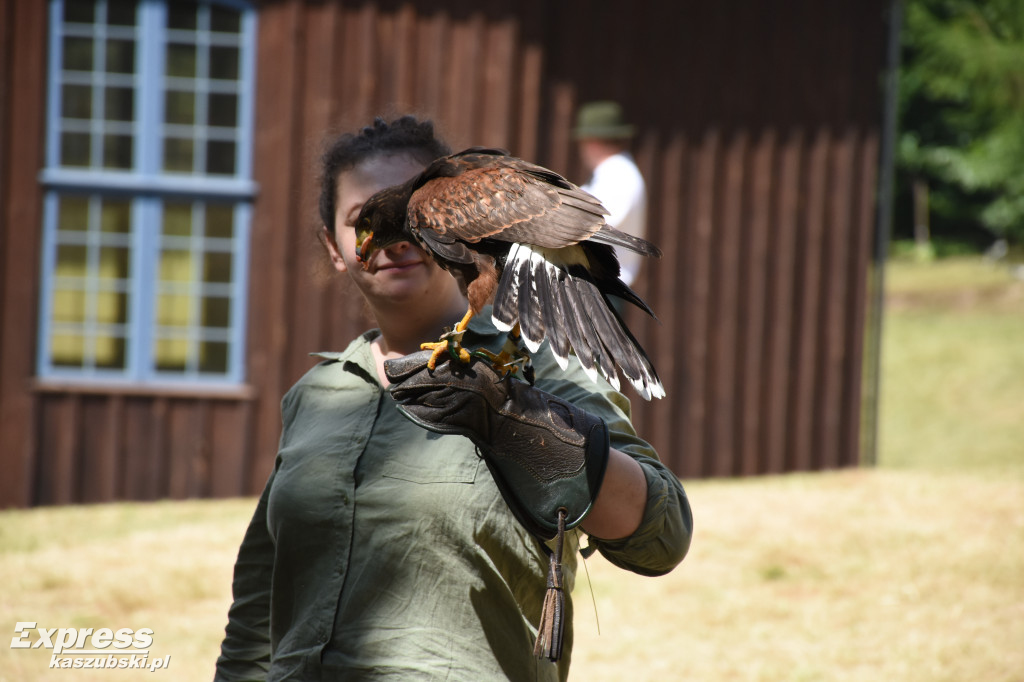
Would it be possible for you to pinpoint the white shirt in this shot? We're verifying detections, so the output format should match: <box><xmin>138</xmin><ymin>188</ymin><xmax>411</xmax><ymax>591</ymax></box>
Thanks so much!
<box><xmin>582</xmin><ymin>152</ymin><xmax>648</xmax><ymax>287</ymax></box>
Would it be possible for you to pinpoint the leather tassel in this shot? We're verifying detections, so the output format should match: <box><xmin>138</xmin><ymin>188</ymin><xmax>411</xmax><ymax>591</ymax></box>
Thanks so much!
<box><xmin>534</xmin><ymin>509</ymin><xmax>567</xmax><ymax>661</ymax></box>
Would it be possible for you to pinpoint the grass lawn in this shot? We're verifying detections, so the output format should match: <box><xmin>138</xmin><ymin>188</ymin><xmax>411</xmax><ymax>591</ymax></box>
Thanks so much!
<box><xmin>1</xmin><ymin>256</ymin><xmax>1021</xmax><ymax>681</ymax></box>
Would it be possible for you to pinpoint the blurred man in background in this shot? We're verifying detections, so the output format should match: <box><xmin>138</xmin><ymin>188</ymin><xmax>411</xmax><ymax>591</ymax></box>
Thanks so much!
<box><xmin>574</xmin><ymin>101</ymin><xmax>648</xmax><ymax>288</ymax></box>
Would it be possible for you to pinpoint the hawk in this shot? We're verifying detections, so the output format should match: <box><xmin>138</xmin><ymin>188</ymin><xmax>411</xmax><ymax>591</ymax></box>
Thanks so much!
<box><xmin>355</xmin><ymin>147</ymin><xmax>665</xmax><ymax>400</ymax></box>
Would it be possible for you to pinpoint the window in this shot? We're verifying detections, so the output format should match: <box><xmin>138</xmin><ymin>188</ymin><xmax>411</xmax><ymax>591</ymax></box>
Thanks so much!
<box><xmin>39</xmin><ymin>0</ymin><xmax>256</xmax><ymax>387</ymax></box>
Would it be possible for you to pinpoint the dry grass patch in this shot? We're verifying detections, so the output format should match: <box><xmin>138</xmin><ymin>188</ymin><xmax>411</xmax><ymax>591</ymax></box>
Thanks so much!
<box><xmin>0</xmin><ymin>500</ymin><xmax>253</xmax><ymax>682</ymax></box>
<box><xmin>571</xmin><ymin>469</ymin><xmax>1024</xmax><ymax>682</ymax></box>
<box><xmin>2</xmin><ymin>470</ymin><xmax>1021</xmax><ymax>681</ymax></box>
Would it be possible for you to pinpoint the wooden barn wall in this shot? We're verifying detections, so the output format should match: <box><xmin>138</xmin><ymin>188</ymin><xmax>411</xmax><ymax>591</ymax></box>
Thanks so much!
<box><xmin>0</xmin><ymin>0</ymin><xmax>886</xmax><ymax>507</ymax></box>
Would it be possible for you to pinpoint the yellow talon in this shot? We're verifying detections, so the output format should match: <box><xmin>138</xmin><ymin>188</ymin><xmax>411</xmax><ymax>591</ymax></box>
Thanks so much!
<box><xmin>421</xmin><ymin>339</ymin><xmax>471</xmax><ymax>370</ymax></box>
<box><xmin>421</xmin><ymin>308</ymin><xmax>476</xmax><ymax>370</ymax></box>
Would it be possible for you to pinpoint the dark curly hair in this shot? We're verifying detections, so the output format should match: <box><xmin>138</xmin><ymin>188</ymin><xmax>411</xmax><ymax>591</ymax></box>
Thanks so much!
<box><xmin>317</xmin><ymin>115</ymin><xmax>451</xmax><ymax>231</ymax></box>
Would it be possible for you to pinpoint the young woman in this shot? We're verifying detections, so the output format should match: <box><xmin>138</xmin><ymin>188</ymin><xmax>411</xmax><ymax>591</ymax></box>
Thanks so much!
<box><xmin>215</xmin><ymin>116</ymin><xmax>692</xmax><ymax>681</ymax></box>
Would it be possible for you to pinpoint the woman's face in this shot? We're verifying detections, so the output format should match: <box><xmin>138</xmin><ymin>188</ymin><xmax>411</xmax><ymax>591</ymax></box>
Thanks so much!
<box><xmin>323</xmin><ymin>152</ymin><xmax>462</xmax><ymax>312</ymax></box>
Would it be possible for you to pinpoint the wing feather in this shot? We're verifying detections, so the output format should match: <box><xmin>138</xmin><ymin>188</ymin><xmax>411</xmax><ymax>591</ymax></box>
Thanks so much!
<box><xmin>492</xmin><ymin>246</ymin><xmax>520</xmax><ymax>332</ymax></box>
<box><xmin>535</xmin><ymin>259</ymin><xmax>570</xmax><ymax>369</ymax></box>
<box><xmin>517</xmin><ymin>249</ymin><xmax>546</xmax><ymax>352</ymax></box>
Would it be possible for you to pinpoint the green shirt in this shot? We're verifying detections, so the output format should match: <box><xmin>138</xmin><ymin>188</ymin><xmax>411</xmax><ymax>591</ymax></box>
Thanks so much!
<box><xmin>215</xmin><ymin>315</ymin><xmax>692</xmax><ymax>681</ymax></box>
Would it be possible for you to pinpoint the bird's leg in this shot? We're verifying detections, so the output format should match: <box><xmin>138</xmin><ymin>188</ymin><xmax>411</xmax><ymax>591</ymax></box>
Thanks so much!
<box><xmin>421</xmin><ymin>307</ymin><xmax>474</xmax><ymax>370</ymax></box>
<box><xmin>470</xmin><ymin>324</ymin><xmax>535</xmax><ymax>384</ymax></box>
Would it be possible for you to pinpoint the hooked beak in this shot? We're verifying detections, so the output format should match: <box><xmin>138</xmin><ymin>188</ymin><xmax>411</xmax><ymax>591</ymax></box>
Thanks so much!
<box><xmin>356</xmin><ymin>232</ymin><xmax>374</xmax><ymax>268</ymax></box>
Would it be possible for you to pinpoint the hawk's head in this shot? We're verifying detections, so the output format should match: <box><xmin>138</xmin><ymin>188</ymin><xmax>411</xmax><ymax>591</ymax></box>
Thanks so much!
<box><xmin>354</xmin><ymin>184</ymin><xmax>413</xmax><ymax>266</ymax></box>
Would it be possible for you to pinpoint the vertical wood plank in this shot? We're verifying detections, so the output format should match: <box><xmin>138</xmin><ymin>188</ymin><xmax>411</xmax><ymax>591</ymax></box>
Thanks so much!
<box><xmin>167</xmin><ymin>400</ymin><xmax>210</xmax><ymax>499</ymax></box>
<box><xmin>209</xmin><ymin>401</ymin><xmax>252</xmax><ymax>498</ymax></box>
<box><xmin>815</xmin><ymin>128</ymin><xmax>857</xmax><ymax>469</ymax></box>
<box><xmin>478</xmin><ymin>16</ymin><xmax>516</xmax><ymax>147</ymax></box>
<box><xmin>79</xmin><ymin>396</ymin><xmax>121</xmax><ymax>503</ymax></box>
<box><xmin>738</xmin><ymin>129</ymin><xmax>775</xmax><ymax>476</ymax></box>
<box><xmin>708</xmin><ymin>131</ymin><xmax>748</xmax><ymax>476</ymax></box>
<box><xmin>288</xmin><ymin>0</ymin><xmax>338</xmax><ymax>384</ymax></box>
<box><xmin>413</xmin><ymin>10</ymin><xmax>447</xmax><ymax>119</ymax></box>
<box><xmin>148</xmin><ymin>397</ymin><xmax>169</xmax><ymax>499</ymax></box>
<box><xmin>645</xmin><ymin>132</ymin><xmax>688</xmax><ymax>473</ymax></box>
<box><xmin>786</xmin><ymin>127</ymin><xmax>830</xmax><ymax>471</ymax></box>
<box><xmin>248</xmin><ymin>0</ymin><xmax>304</xmax><ymax>493</ymax></box>
<box><xmin>761</xmin><ymin>131</ymin><xmax>803</xmax><ymax>474</ymax></box>
<box><xmin>514</xmin><ymin>10</ymin><xmax>543</xmax><ymax>160</ymax></box>
<box><xmin>441</xmin><ymin>11</ymin><xmax>483</xmax><ymax>148</ymax></box>
<box><xmin>35</xmin><ymin>396</ymin><xmax>81</xmax><ymax>506</ymax></box>
<box><xmin>52</xmin><ymin>396</ymin><xmax>81</xmax><ymax>505</ymax></box>
<box><xmin>0</xmin><ymin>0</ymin><xmax>46</xmax><ymax>508</ymax></box>
<box><xmin>687</xmin><ymin>130</ymin><xmax>719</xmax><ymax>476</ymax></box>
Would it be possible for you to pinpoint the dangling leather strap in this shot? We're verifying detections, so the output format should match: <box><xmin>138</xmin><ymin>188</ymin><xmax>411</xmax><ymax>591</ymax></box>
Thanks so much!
<box><xmin>533</xmin><ymin>509</ymin><xmax>567</xmax><ymax>661</ymax></box>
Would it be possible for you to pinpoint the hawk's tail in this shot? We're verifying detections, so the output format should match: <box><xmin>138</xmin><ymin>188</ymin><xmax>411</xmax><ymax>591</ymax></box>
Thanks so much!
<box><xmin>493</xmin><ymin>243</ymin><xmax>665</xmax><ymax>400</ymax></box>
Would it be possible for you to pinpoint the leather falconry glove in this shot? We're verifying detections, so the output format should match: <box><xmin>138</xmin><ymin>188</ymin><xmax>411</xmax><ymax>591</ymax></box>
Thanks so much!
<box><xmin>383</xmin><ymin>349</ymin><xmax>611</xmax><ymax>661</ymax></box>
<box><xmin>383</xmin><ymin>350</ymin><xmax>610</xmax><ymax>539</ymax></box>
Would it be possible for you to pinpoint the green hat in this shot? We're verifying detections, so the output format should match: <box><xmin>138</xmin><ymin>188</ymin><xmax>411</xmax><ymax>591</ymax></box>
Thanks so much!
<box><xmin>572</xmin><ymin>101</ymin><xmax>635</xmax><ymax>139</ymax></box>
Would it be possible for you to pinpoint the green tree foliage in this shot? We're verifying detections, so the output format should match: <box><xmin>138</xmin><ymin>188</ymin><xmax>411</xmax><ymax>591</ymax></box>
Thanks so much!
<box><xmin>898</xmin><ymin>0</ymin><xmax>1024</xmax><ymax>244</ymax></box>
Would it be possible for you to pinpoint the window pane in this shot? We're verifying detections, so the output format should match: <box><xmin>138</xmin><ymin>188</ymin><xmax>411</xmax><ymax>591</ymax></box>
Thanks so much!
<box><xmin>62</xmin><ymin>84</ymin><xmax>93</xmax><ymax>119</ymax></box>
<box><xmin>63</xmin><ymin>37</ymin><xmax>94</xmax><ymax>71</ymax></box>
<box><xmin>210</xmin><ymin>46</ymin><xmax>239</xmax><ymax>80</ymax></box>
<box><xmin>100</xmin><ymin>199</ymin><xmax>131</xmax><ymax>233</ymax></box>
<box><xmin>164</xmin><ymin>137</ymin><xmax>194</xmax><ymax>172</ymax></box>
<box><xmin>168</xmin><ymin>1</ymin><xmax>198</xmax><ymax>30</ymax></box>
<box><xmin>159</xmin><ymin>251</ymin><xmax>194</xmax><ymax>282</ymax></box>
<box><xmin>211</xmin><ymin>6</ymin><xmax>241</xmax><ymax>33</ymax></box>
<box><xmin>56</xmin><ymin>244</ymin><xmax>88</xmax><ymax>278</ymax></box>
<box><xmin>95</xmin><ymin>335</ymin><xmax>127</xmax><ymax>369</ymax></box>
<box><xmin>155</xmin><ymin>338</ymin><xmax>188</xmax><ymax>371</ymax></box>
<box><xmin>99</xmin><ymin>247</ymin><xmax>130</xmax><ymax>280</ymax></box>
<box><xmin>203</xmin><ymin>252</ymin><xmax>232</xmax><ymax>283</ymax></box>
<box><xmin>95</xmin><ymin>291</ymin><xmax>129</xmax><ymax>323</ymax></box>
<box><xmin>58</xmin><ymin>197</ymin><xmax>90</xmax><ymax>231</ymax></box>
<box><xmin>201</xmin><ymin>296</ymin><xmax>230</xmax><ymax>328</ymax></box>
<box><xmin>52</xmin><ymin>334</ymin><xmax>85</xmax><ymax>367</ymax></box>
<box><xmin>53</xmin><ymin>288</ymin><xmax>87</xmax><ymax>323</ymax></box>
<box><xmin>65</xmin><ymin>1</ymin><xmax>96</xmax><ymax>24</ymax></box>
<box><xmin>166</xmin><ymin>43</ymin><xmax>196</xmax><ymax>78</ymax></box>
<box><xmin>163</xmin><ymin>203</ymin><xmax>192</xmax><ymax>236</ymax></box>
<box><xmin>102</xmin><ymin>133</ymin><xmax>133</xmax><ymax>169</ymax></box>
<box><xmin>206</xmin><ymin>140</ymin><xmax>235</xmax><ymax>175</ymax></box>
<box><xmin>157</xmin><ymin>294</ymin><xmax>192</xmax><ymax>326</ymax></box>
<box><xmin>205</xmin><ymin>204</ymin><xmax>233</xmax><ymax>239</ymax></box>
<box><xmin>105</xmin><ymin>39</ymin><xmax>135</xmax><ymax>74</ymax></box>
<box><xmin>208</xmin><ymin>93</ymin><xmax>237</xmax><ymax>128</ymax></box>
<box><xmin>165</xmin><ymin>90</ymin><xmax>195</xmax><ymax>125</ymax></box>
<box><xmin>106</xmin><ymin>0</ymin><xmax>137</xmax><ymax>26</ymax></box>
<box><xmin>199</xmin><ymin>341</ymin><xmax>228</xmax><ymax>373</ymax></box>
<box><xmin>61</xmin><ymin>132</ymin><xmax>91</xmax><ymax>167</ymax></box>
<box><xmin>104</xmin><ymin>86</ymin><xmax>134</xmax><ymax>121</ymax></box>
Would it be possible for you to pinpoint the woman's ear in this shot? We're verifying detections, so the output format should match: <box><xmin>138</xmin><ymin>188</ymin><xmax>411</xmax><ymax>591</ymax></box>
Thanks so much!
<box><xmin>320</xmin><ymin>225</ymin><xmax>348</xmax><ymax>273</ymax></box>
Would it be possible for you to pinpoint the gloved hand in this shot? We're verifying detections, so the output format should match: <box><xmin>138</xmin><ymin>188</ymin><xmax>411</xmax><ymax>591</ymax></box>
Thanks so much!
<box><xmin>383</xmin><ymin>350</ymin><xmax>610</xmax><ymax>541</ymax></box>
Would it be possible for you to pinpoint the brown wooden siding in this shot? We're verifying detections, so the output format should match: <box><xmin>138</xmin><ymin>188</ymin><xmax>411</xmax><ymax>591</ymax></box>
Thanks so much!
<box><xmin>0</xmin><ymin>0</ymin><xmax>887</xmax><ymax>507</ymax></box>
